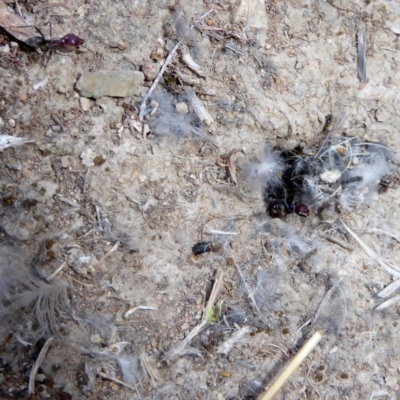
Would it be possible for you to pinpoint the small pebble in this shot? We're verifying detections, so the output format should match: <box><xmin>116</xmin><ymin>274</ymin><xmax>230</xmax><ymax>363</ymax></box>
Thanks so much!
<box><xmin>90</xmin><ymin>333</ymin><xmax>102</xmax><ymax>344</ymax></box>
<box><xmin>320</xmin><ymin>170</ymin><xmax>341</xmax><ymax>183</ymax></box>
<box><xmin>176</xmin><ymin>102</ymin><xmax>188</xmax><ymax>114</ymax></box>
<box><xmin>181</xmin><ymin>322</ymin><xmax>190</xmax><ymax>330</ymax></box>
<box><xmin>61</xmin><ymin>156</ymin><xmax>69</xmax><ymax>168</ymax></box>
<box><xmin>6</xmin><ymin>163</ymin><xmax>21</xmax><ymax>171</ymax></box>
<box><xmin>80</xmin><ymin>97</ymin><xmax>91</xmax><ymax>111</ymax></box>
<box><xmin>19</xmin><ymin>88</ymin><xmax>28</xmax><ymax>102</ymax></box>
<box><xmin>8</xmin><ymin>119</ymin><xmax>15</xmax><ymax>128</ymax></box>
<box><xmin>36</xmin><ymin>374</ymin><xmax>46</xmax><ymax>382</ymax></box>
<box><xmin>138</xmin><ymin>174</ymin><xmax>147</xmax><ymax>183</ymax></box>
<box><xmin>153</xmin><ymin>47</ymin><xmax>164</xmax><ymax>60</ymax></box>
<box><xmin>143</xmin><ymin>62</ymin><xmax>160</xmax><ymax>81</ymax></box>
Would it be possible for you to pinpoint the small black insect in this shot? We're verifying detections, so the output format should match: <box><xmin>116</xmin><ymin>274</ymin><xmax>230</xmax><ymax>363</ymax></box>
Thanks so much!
<box><xmin>192</xmin><ymin>242</ymin><xmax>215</xmax><ymax>255</ymax></box>
<box><xmin>378</xmin><ymin>175</ymin><xmax>396</xmax><ymax>194</ymax></box>
<box><xmin>322</xmin><ymin>114</ymin><xmax>333</xmax><ymax>133</ymax></box>
<box><xmin>341</xmin><ymin>176</ymin><xmax>363</xmax><ymax>186</ymax></box>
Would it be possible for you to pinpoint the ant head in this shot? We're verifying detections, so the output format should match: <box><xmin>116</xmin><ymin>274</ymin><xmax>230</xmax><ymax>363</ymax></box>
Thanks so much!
<box><xmin>267</xmin><ymin>202</ymin><xmax>283</xmax><ymax>218</ymax></box>
<box><xmin>295</xmin><ymin>204</ymin><xmax>310</xmax><ymax>217</ymax></box>
<box><xmin>63</xmin><ymin>34</ymin><xmax>85</xmax><ymax>47</ymax></box>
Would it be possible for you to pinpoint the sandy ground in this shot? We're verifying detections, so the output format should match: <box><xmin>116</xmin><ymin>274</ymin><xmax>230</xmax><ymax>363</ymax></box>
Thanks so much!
<box><xmin>1</xmin><ymin>0</ymin><xmax>400</xmax><ymax>399</ymax></box>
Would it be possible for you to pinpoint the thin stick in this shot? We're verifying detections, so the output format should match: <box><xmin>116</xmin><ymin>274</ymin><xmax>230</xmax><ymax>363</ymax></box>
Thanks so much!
<box><xmin>28</xmin><ymin>337</ymin><xmax>54</xmax><ymax>394</ymax></box>
<box><xmin>166</xmin><ymin>270</ymin><xmax>224</xmax><ymax>360</ymax></box>
<box><xmin>97</xmin><ymin>371</ymin><xmax>138</xmax><ymax>392</ymax></box>
<box><xmin>138</xmin><ymin>9</ymin><xmax>213</xmax><ymax>120</ymax></box>
<box><xmin>47</xmin><ymin>261</ymin><xmax>67</xmax><ymax>280</ymax></box>
<box><xmin>321</xmin><ymin>234</ymin><xmax>353</xmax><ymax>251</ymax></box>
<box><xmin>33</xmin><ymin>2</ymin><xmax>69</xmax><ymax>12</ymax></box>
<box><xmin>203</xmin><ymin>270</ymin><xmax>224</xmax><ymax>317</ymax></box>
<box><xmin>100</xmin><ymin>241</ymin><xmax>120</xmax><ymax>262</ymax></box>
<box><xmin>341</xmin><ymin>221</ymin><xmax>400</xmax><ymax>277</ymax></box>
<box><xmin>260</xmin><ymin>331</ymin><xmax>323</xmax><ymax>400</ymax></box>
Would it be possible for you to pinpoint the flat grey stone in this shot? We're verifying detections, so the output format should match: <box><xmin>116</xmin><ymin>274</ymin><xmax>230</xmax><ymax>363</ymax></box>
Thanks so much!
<box><xmin>76</xmin><ymin>71</ymin><xmax>144</xmax><ymax>98</ymax></box>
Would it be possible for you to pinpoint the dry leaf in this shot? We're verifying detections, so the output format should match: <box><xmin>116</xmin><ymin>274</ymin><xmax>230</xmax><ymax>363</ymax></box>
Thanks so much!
<box><xmin>0</xmin><ymin>0</ymin><xmax>37</xmax><ymax>43</ymax></box>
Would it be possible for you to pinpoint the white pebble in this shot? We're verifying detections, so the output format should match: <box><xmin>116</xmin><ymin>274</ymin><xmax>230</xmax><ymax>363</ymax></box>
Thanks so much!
<box><xmin>176</xmin><ymin>102</ymin><xmax>188</xmax><ymax>114</ymax></box>
<box><xmin>80</xmin><ymin>97</ymin><xmax>91</xmax><ymax>111</ymax></box>
<box><xmin>320</xmin><ymin>170</ymin><xmax>341</xmax><ymax>183</ymax></box>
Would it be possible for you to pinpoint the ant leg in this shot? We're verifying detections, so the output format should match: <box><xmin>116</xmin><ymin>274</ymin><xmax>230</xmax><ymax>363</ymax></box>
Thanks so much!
<box><xmin>34</xmin><ymin>26</ymin><xmax>46</xmax><ymax>41</ymax></box>
<box><xmin>42</xmin><ymin>49</ymin><xmax>53</xmax><ymax>67</ymax></box>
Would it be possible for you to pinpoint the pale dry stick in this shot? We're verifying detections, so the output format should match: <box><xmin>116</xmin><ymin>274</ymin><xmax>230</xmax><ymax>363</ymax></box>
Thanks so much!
<box><xmin>260</xmin><ymin>331</ymin><xmax>323</xmax><ymax>400</ymax></box>
<box><xmin>369</xmin><ymin>227</ymin><xmax>400</xmax><ymax>243</ymax></box>
<box><xmin>124</xmin><ymin>306</ymin><xmax>156</xmax><ymax>319</ymax></box>
<box><xmin>264</xmin><ymin>343</ymin><xmax>288</xmax><ymax>358</ymax></box>
<box><xmin>28</xmin><ymin>337</ymin><xmax>54</xmax><ymax>394</ymax></box>
<box><xmin>47</xmin><ymin>261</ymin><xmax>67</xmax><ymax>280</ymax></box>
<box><xmin>166</xmin><ymin>271</ymin><xmax>224</xmax><ymax>360</ymax></box>
<box><xmin>378</xmin><ymin>278</ymin><xmax>400</xmax><ymax>298</ymax></box>
<box><xmin>341</xmin><ymin>221</ymin><xmax>400</xmax><ymax>278</ymax></box>
<box><xmin>321</xmin><ymin>234</ymin><xmax>353</xmax><ymax>251</ymax></box>
<box><xmin>306</xmin><ymin>359</ymin><xmax>320</xmax><ymax>397</ymax></box>
<box><xmin>207</xmin><ymin>229</ymin><xmax>237</xmax><ymax>236</ymax></box>
<box><xmin>138</xmin><ymin>9</ymin><xmax>214</xmax><ymax>121</ymax></box>
<box><xmin>14</xmin><ymin>0</ymin><xmax>22</xmax><ymax>16</ymax></box>
<box><xmin>96</xmin><ymin>371</ymin><xmax>138</xmax><ymax>392</ymax></box>
<box><xmin>234</xmin><ymin>262</ymin><xmax>263</xmax><ymax>319</ymax></box>
<box><xmin>95</xmin><ymin>205</ymin><xmax>102</xmax><ymax>231</ymax></box>
<box><xmin>375</xmin><ymin>294</ymin><xmax>400</xmax><ymax>310</ymax></box>
<box><xmin>100</xmin><ymin>241</ymin><xmax>120</xmax><ymax>262</ymax></box>
<box><xmin>33</xmin><ymin>2</ymin><xmax>69</xmax><ymax>12</ymax></box>
<box><xmin>357</xmin><ymin>24</ymin><xmax>367</xmax><ymax>82</ymax></box>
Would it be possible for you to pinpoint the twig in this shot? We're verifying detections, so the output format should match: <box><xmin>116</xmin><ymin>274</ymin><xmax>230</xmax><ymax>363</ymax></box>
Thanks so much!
<box><xmin>33</xmin><ymin>2</ymin><xmax>69</xmax><ymax>12</ymax></box>
<box><xmin>100</xmin><ymin>241</ymin><xmax>120</xmax><ymax>262</ymax></box>
<box><xmin>124</xmin><ymin>306</ymin><xmax>156</xmax><ymax>319</ymax></box>
<box><xmin>95</xmin><ymin>205</ymin><xmax>103</xmax><ymax>232</ymax></box>
<box><xmin>138</xmin><ymin>9</ymin><xmax>214</xmax><ymax>120</ymax></box>
<box><xmin>51</xmin><ymin>115</ymin><xmax>65</xmax><ymax>132</ymax></box>
<box><xmin>341</xmin><ymin>221</ymin><xmax>400</xmax><ymax>277</ymax></box>
<box><xmin>47</xmin><ymin>261</ymin><xmax>67</xmax><ymax>280</ymax></box>
<box><xmin>166</xmin><ymin>270</ymin><xmax>224</xmax><ymax>360</ymax></box>
<box><xmin>368</xmin><ymin>228</ymin><xmax>400</xmax><ymax>243</ymax></box>
<box><xmin>321</xmin><ymin>234</ymin><xmax>353</xmax><ymax>250</ymax></box>
<box><xmin>234</xmin><ymin>262</ymin><xmax>263</xmax><ymax>319</ymax></box>
<box><xmin>260</xmin><ymin>331</ymin><xmax>323</xmax><ymax>400</ymax></box>
<box><xmin>306</xmin><ymin>360</ymin><xmax>320</xmax><ymax>397</ymax></box>
<box><xmin>14</xmin><ymin>0</ymin><xmax>22</xmax><ymax>16</ymax></box>
<box><xmin>97</xmin><ymin>371</ymin><xmax>139</xmax><ymax>392</ymax></box>
<box><xmin>225</xmin><ymin>44</ymin><xmax>244</xmax><ymax>56</ymax></box>
<box><xmin>29</xmin><ymin>337</ymin><xmax>54</xmax><ymax>394</ymax></box>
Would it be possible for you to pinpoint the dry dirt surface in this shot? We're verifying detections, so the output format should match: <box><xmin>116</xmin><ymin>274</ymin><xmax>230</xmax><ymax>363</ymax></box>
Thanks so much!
<box><xmin>1</xmin><ymin>0</ymin><xmax>400</xmax><ymax>399</ymax></box>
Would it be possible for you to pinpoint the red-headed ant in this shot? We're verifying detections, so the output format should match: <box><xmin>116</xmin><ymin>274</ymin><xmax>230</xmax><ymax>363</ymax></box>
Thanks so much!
<box><xmin>26</xmin><ymin>25</ymin><xmax>84</xmax><ymax>65</ymax></box>
<box><xmin>294</xmin><ymin>203</ymin><xmax>310</xmax><ymax>217</ymax></box>
<box><xmin>267</xmin><ymin>200</ymin><xmax>310</xmax><ymax>218</ymax></box>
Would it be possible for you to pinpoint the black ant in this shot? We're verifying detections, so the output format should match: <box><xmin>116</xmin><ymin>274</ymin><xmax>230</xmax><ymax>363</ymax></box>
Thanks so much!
<box><xmin>192</xmin><ymin>242</ymin><xmax>216</xmax><ymax>256</ymax></box>
<box><xmin>26</xmin><ymin>25</ymin><xmax>84</xmax><ymax>64</ymax></box>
